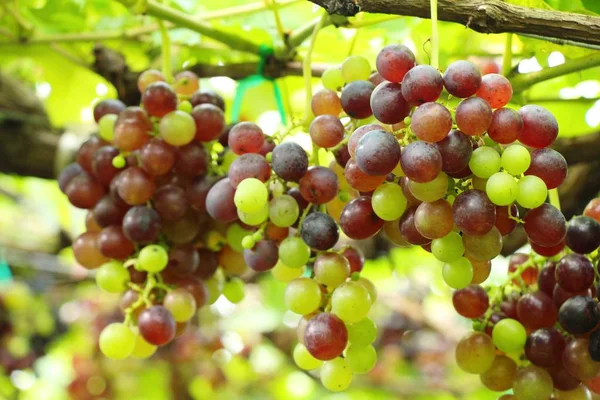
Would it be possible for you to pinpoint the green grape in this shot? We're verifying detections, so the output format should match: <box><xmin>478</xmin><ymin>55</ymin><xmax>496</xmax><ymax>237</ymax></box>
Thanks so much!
<box><xmin>131</xmin><ymin>332</ymin><xmax>157</xmax><ymax>359</ymax></box>
<box><xmin>225</xmin><ymin>223</ymin><xmax>253</xmax><ymax>252</ymax></box>
<box><xmin>269</xmin><ymin>195</ymin><xmax>300</xmax><ymax>227</ymax></box>
<box><xmin>314</xmin><ymin>253</ymin><xmax>350</xmax><ymax>288</ymax></box>
<box><xmin>486</xmin><ymin>172</ymin><xmax>519</xmax><ymax>206</ymax></box>
<box><xmin>431</xmin><ymin>232</ymin><xmax>465</xmax><ymax>263</ymax></box>
<box><xmin>279</xmin><ymin>237</ymin><xmax>311</xmax><ymax>268</ymax></box>
<box><xmin>96</xmin><ymin>260</ymin><xmax>130</xmax><ymax>293</ymax></box>
<box><xmin>554</xmin><ymin>386</ymin><xmax>592</xmax><ymax>400</ymax></box>
<box><xmin>98</xmin><ymin>114</ymin><xmax>117</xmax><ymax>142</ymax></box>
<box><xmin>455</xmin><ymin>332</ymin><xmax>495</xmax><ymax>373</ymax></box>
<box><xmin>205</xmin><ymin>271</ymin><xmax>224</xmax><ymax>305</ymax></box>
<box><xmin>516</xmin><ymin>175</ymin><xmax>547</xmax><ymax>209</ymax></box>
<box><xmin>138</xmin><ymin>245</ymin><xmax>169</xmax><ymax>272</ymax></box>
<box><xmin>251</xmin><ymin>231</ymin><xmax>263</xmax><ymax>242</ymax></box>
<box><xmin>7</xmin><ymin>336</ymin><xmax>30</xmax><ymax>358</ymax></box>
<box><xmin>341</xmin><ymin>55</ymin><xmax>371</xmax><ymax>82</ymax></box>
<box><xmin>3</xmin><ymin>282</ymin><xmax>32</xmax><ymax>311</ymax></box>
<box><xmin>222</xmin><ymin>150</ymin><xmax>238</xmax><ymax>171</ymax></box>
<box><xmin>237</xmin><ymin>202</ymin><xmax>269</xmax><ymax>226</ymax></box>
<box><xmin>223</xmin><ymin>277</ymin><xmax>245</xmax><ymax>303</ymax></box>
<box><xmin>234</xmin><ymin>178</ymin><xmax>269</xmax><ymax>214</ymax></box>
<box><xmin>345</xmin><ymin>345</ymin><xmax>377</xmax><ymax>374</ymax></box>
<box><xmin>159</xmin><ymin>110</ymin><xmax>196</xmax><ymax>146</ymax></box>
<box><xmin>99</xmin><ymin>323</ymin><xmax>135</xmax><ymax>360</ymax></box>
<box><xmin>501</xmin><ymin>144</ymin><xmax>531</xmax><ymax>176</ymax></box>
<box><xmin>321</xmin><ymin>358</ymin><xmax>353</xmax><ymax>392</ymax></box>
<box><xmin>241</xmin><ymin>236</ymin><xmax>255</xmax><ymax>249</ymax></box>
<box><xmin>271</xmin><ymin>261</ymin><xmax>304</xmax><ymax>282</ymax></box>
<box><xmin>356</xmin><ymin>277</ymin><xmax>377</xmax><ymax>304</ymax></box>
<box><xmin>347</xmin><ymin>318</ymin><xmax>377</xmax><ymax>347</ymax></box>
<box><xmin>164</xmin><ymin>288</ymin><xmax>197</xmax><ymax>322</ymax></box>
<box><xmin>372</xmin><ymin>182</ymin><xmax>408</xmax><ymax>221</ymax></box>
<box><xmin>177</xmin><ymin>100</ymin><xmax>193</xmax><ymax>113</ymax></box>
<box><xmin>322</xmin><ymin>67</ymin><xmax>345</xmax><ymax>91</ymax></box>
<box><xmin>285</xmin><ymin>278</ymin><xmax>322</xmax><ymax>315</ymax></box>
<box><xmin>293</xmin><ymin>343</ymin><xmax>323</xmax><ymax>370</ymax></box>
<box><xmin>512</xmin><ymin>365</ymin><xmax>554</xmax><ymax>400</ymax></box>
<box><xmin>469</xmin><ymin>147</ymin><xmax>501</xmax><ymax>179</ymax></box>
<box><xmin>492</xmin><ymin>318</ymin><xmax>526</xmax><ymax>353</ymax></box>
<box><xmin>112</xmin><ymin>155</ymin><xmax>126</xmax><ymax>168</ymax></box>
<box><xmin>331</xmin><ymin>281</ymin><xmax>371</xmax><ymax>323</ymax></box>
<box><xmin>442</xmin><ymin>257</ymin><xmax>473</xmax><ymax>289</ymax></box>
<box><xmin>408</xmin><ymin>172</ymin><xmax>449</xmax><ymax>202</ymax></box>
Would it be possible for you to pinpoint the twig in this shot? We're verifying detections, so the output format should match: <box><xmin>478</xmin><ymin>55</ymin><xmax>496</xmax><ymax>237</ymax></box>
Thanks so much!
<box><xmin>301</xmin><ymin>12</ymin><xmax>328</xmax><ymax>125</ymax></box>
<box><xmin>502</xmin><ymin>34</ymin><xmax>513</xmax><ymax>77</ymax></box>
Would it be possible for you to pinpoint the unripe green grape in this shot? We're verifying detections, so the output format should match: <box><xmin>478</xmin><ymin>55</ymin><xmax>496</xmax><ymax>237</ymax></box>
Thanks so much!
<box><xmin>237</xmin><ymin>203</ymin><xmax>269</xmax><ymax>226</ymax></box>
<box><xmin>271</xmin><ymin>261</ymin><xmax>303</xmax><ymax>282</ymax></box>
<box><xmin>251</xmin><ymin>231</ymin><xmax>263</xmax><ymax>242</ymax></box>
<box><xmin>554</xmin><ymin>386</ymin><xmax>592</xmax><ymax>400</ymax></box>
<box><xmin>345</xmin><ymin>345</ymin><xmax>377</xmax><ymax>374</ymax></box>
<box><xmin>512</xmin><ymin>365</ymin><xmax>554</xmax><ymax>400</ymax></box>
<box><xmin>372</xmin><ymin>183</ymin><xmax>408</xmax><ymax>221</ymax></box>
<box><xmin>455</xmin><ymin>332</ymin><xmax>495</xmax><ymax>373</ymax></box>
<box><xmin>96</xmin><ymin>260</ymin><xmax>130</xmax><ymax>293</ymax></box>
<box><xmin>234</xmin><ymin>178</ymin><xmax>269</xmax><ymax>214</ymax></box>
<box><xmin>442</xmin><ymin>257</ymin><xmax>473</xmax><ymax>289</ymax></box>
<box><xmin>269</xmin><ymin>195</ymin><xmax>300</xmax><ymax>227</ymax></box>
<box><xmin>347</xmin><ymin>317</ymin><xmax>377</xmax><ymax>347</ymax></box>
<box><xmin>408</xmin><ymin>172</ymin><xmax>449</xmax><ymax>202</ymax></box>
<box><xmin>98</xmin><ymin>114</ymin><xmax>118</xmax><ymax>142</ymax></box>
<box><xmin>469</xmin><ymin>147</ymin><xmax>501</xmax><ymax>178</ymax></box>
<box><xmin>159</xmin><ymin>110</ymin><xmax>196</xmax><ymax>146</ymax></box>
<box><xmin>356</xmin><ymin>277</ymin><xmax>377</xmax><ymax>304</ymax></box>
<box><xmin>492</xmin><ymin>318</ymin><xmax>526</xmax><ymax>353</ymax></box>
<box><xmin>486</xmin><ymin>172</ymin><xmax>519</xmax><ymax>206</ymax></box>
<box><xmin>516</xmin><ymin>175</ymin><xmax>547</xmax><ymax>209</ymax></box>
<box><xmin>431</xmin><ymin>232</ymin><xmax>465</xmax><ymax>263</ymax></box>
<box><xmin>164</xmin><ymin>288</ymin><xmax>197</xmax><ymax>322</ymax></box>
<box><xmin>177</xmin><ymin>100</ymin><xmax>192</xmax><ymax>113</ymax></box>
<box><xmin>112</xmin><ymin>155</ymin><xmax>126</xmax><ymax>168</ymax></box>
<box><xmin>331</xmin><ymin>281</ymin><xmax>371</xmax><ymax>323</ymax></box>
<box><xmin>293</xmin><ymin>343</ymin><xmax>324</xmax><ymax>370</ymax></box>
<box><xmin>322</xmin><ymin>67</ymin><xmax>345</xmax><ymax>91</ymax></box>
<box><xmin>99</xmin><ymin>323</ymin><xmax>135</xmax><ymax>360</ymax></box>
<box><xmin>501</xmin><ymin>144</ymin><xmax>531</xmax><ymax>176</ymax></box>
<box><xmin>314</xmin><ymin>253</ymin><xmax>350</xmax><ymax>288</ymax></box>
<box><xmin>223</xmin><ymin>277</ymin><xmax>245</xmax><ymax>303</ymax></box>
<box><xmin>241</xmin><ymin>236</ymin><xmax>255</xmax><ymax>249</ymax></box>
<box><xmin>285</xmin><ymin>278</ymin><xmax>322</xmax><ymax>315</ymax></box>
<box><xmin>226</xmin><ymin>223</ymin><xmax>253</xmax><ymax>252</ymax></box>
<box><xmin>222</xmin><ymin>150</ymin><xmax>238</xmax><ymax>171</ymax></box>
<box><xmin>278</xmin><ymin>237</ymin><xmax>311</xmax><ymax>268</ymax></box>
<box><xmin>138</xmin><ymin>245</ymin><xmax>169</xmax><ymax>272</ymax></box>
<box><xmin>7</xmin><ymin>336</ymin><xmax>29</xmax><ymax>358</ymax></box>
<box><xmin>321</xmin><ymin>358</ymin><xmax>353</xmax><ymax>392</ymax></box>
<box><xmin>131</xmin><ymin>332</ymin><xmax>157</xmax><ymax>359</ymax></box>
<box><xmin>341</xmin><ymin>55</ymin><xmax>371</xmax><ymax>82</ymax></box>
<box><xmin>205</xmin><ymin>271</ymin><xmax>224</xmax><ymax>305</ymax></box>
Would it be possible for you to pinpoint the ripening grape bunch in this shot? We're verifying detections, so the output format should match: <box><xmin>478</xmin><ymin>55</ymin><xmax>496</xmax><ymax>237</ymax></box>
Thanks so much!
<box><xmin>454</xmin><ymin>197</ymin><xmax>600</xmax><ymax>399</ymax></box>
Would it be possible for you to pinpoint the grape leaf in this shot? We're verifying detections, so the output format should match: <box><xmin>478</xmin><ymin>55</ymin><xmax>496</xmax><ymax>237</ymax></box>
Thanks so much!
<box><xmin>582</xmin><ymin>0</ymin><xmax>600</xmax><ymax>14</ymax></box>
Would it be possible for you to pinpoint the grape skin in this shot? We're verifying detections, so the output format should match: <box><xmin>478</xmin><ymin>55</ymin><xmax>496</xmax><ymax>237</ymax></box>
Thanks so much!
<box><xmin>411</xmin><ymin>102</ymin><xmax>452</xmax><ymax>143</ymax></box>
<box><xmin>355</xmin><ymin>130</ymin><xmax>401</xmax><ymax>176</ymax></box>
<box><xmin>401</xmin><ymin>65</ymin><xmax>444</xmax><ymax>105</ymax></box>
<box><xmin>341</xmin><ymin>80</ymin><xmax>375</xmax><ymax>119</ymax></box>
<box><xmin>443</xmin><ymin>60</ymin><xmax>482</xmax><ymax>98</ymax></box>
<box><xmin>375</xmin><ymin>44</ymin><xmax>416</xmax><ymax>83</ymax></box>
<box><xmin>369</xmin><ymin>81</ymin><xmax>411</xmax><ymax>124</ymax></box>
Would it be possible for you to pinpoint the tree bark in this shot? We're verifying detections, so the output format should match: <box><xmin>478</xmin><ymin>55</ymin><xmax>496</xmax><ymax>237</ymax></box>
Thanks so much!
<box><xmin>309</xmin><ymin>0</ymin><xmax>600</xmax><ymax>47</ymax></box>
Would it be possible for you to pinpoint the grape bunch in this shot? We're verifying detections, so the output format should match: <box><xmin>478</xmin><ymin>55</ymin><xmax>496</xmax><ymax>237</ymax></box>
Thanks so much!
<box><xmin>453</xmin><ymin>197</ymin><xmax>599</xmax><ymax>399</ymax></box>
<box><xmin>57</xmin><ymin>40</ymin><xmax>583</xmax><ymax>393</ymax></box>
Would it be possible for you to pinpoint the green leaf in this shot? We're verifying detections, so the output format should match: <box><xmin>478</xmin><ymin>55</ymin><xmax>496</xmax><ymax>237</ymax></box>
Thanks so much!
<box><xmin>582</xmin><ymin>0</ymin><xmax>600</xmax><ymax>14</ymax></box>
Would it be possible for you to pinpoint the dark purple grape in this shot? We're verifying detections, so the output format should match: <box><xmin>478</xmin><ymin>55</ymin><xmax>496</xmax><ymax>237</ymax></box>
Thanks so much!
<box><xmin>304</xmin><ymin>313</ymin><xmax>348</xmax><ymax>361</ymax></box>
<box><xmin>401</xmin><ymin>65</ymin><xmax>443</xmax><ymax>105</ymax></box>
<box><xmin>271</xmin><ymin>142</ymin><xmax>308</xmax><ymax>182</ymax></box>
<box><xmin>375</xmin><ymin>44</ymin><xmax>416</xmax><ymax>83</ymax></box>
<box><xmin>186</xmin><ymin>176</ymin><xmax>217</xmax><ymax>213</ymax></box>
<box><xmin>525</xmin><ymin>148</ymin><xmax>567</xmax><ymax>190</ymax></box>
<box><xmin>518</xmin><ymin>105</ymin><xmax>559</xmax><ymax>148</ymax></box>
<box><xmin>443</xmin><ymin>60</ymin><xmax>482</xmax><ymax>98</ymax></box>
<box><xmin>191</xmin><ymin>104</ymin><xmax>225</xmax><ymax>142</ymax></box>
<box><xmin>195</xmin><ymin>249</ymin><xmax>219</xmax><ymax>280</ymax></box>
<box><xmin>97</xmin><ymin>226</ymin><xmax>134</xmax><ymax>259</ymax></box>
<box><xmin>299</xmin><ymin>166</ymin><xmax>339</xmax><ymax>204</ymax></box>
<box><xmin>341</xmin><ymin>80</ymin><xmax>375</xmax><ymax>119</ymax></box>
<box><xmin>434</xmin><ymin>130</ymin><xmax>473</xmax><ymax>173</ymax></box>
<box><xmin>399</xmin><ymin>207</ymin><xmax>431</xmax><ymax>246</ymax></box>
<box><xmin>122</xmin><ymin>206</ymin><xmax>161</xmax><ymax>244</ymax></box>
<box><xmin>205</xmin><ymin>178</ymin><xmax>237</xmax><ymax>222</ymax></box>
<box><xmin>93</xmin><ymin>195</ymin><xmax>129</xmax><ymax>227</ymax></box>
<box><xmin>494</xmin><ymin>204</ymin><xmax>518</xmax><ymax>236</ymax></box>
<box><xmin>525</xmin><ymin>328</ymin><xmax>565</xmax><ymax>367</ymax></box>
<box><xmin>92</xmin><ymin>146</ymin><xmax>120</xmax><ymax>187</ymax></box>
<box><xmin>174</xmin><ymin>142</ymin><xmax>208</xmax><ymax>178</ymax></box>
<box><xmin>333</xmin><ymin>144</ymin><xmax>350</xmax><ymax>167</ymax></box>
<box><xmin>58</xmin><ymin>163</ymin><xmax>84</xmax><ymax>193</ymax></box>
<box><xmin>452</xmin><ymin>190</ymin><xmax>496</xmax><ymax>236</ymax></box>
<box><xmin>370</xmin><ymin>81</ymin><xmax>411</xmax><ymax>124</ymax></box>
<box><xmin>153</xmin><ymin>184</ymin><xmax>188</xmax><ymax>222</ymax></box>
<box><xmin>243</xmin><ymin>240</ymin><xmax>278</xmax><ymax>272</ymax></box>
<box><xmin>65</xmin><ymin>173</ymin><xmax>105</xmax><ymax>209</ymax></box>
<box><xmin>516</xmin><ymin>291</ymin><xmax>557</xmax><ymax>330</ymax></box>
<box><xmin>167</xmin><ymin>245</ymin><xmax>200</xmax><ymax>276</ymax></box>
<box><xmin>556</xmin><ymin>253</ymin><xmax>595</xmax><ymax>292</ymax></box>
<box><xmin>340</xmin><ymin>196</ymin><xmax>384</xmax><ymax>240</ymax></box>
<box><xmin>566</xmin><ymin>216</ymin><xmax>600</xmax><ymax>254</ymax></box>
<box><xmin>190</xmin><ymin>89</ymin><xmax>225</xmax><ymax>111</ymax></box>
<box><xmin>355</xmin><ymin>130</ymin><xmax>401</xmax><ymax>176</ymax></box>
<box><xmin>400</xmin><ymin>141</ymin><xmax>442</xmax><ymax>183</ymax></box>
<box><xmin>138</xmin><ymin>305</ymin><xmax>176</xmax><ymax>346</ymax></box>
<box><xmin>589</xmin><ymin>329</ymin><xmax>600</xmax><ymax>361</ymax></box>
<box><xmin>558</xmin><ymin>296</ymin><xmax>600</xmax><ymax>334</ymax></box>
<box><xmin>93</xmin><ymin>99</ymin><xmax>126</xmax><ymax>122</ymax></box>
<box><xmin>538</xmin><ymin>262</ymin><xmax>557</xmax><ymax>297</ymax></box>
<box><xmin>301</xmin><ymin>212</ymin><xmax>339</xmax><ymax>250</ymax></box>
<box><xmin>524</xmin><ymin>204</ymin><xmax>566</xmax><ymax>247</ymax></box>
<box><xmin>140</xmin><ymin>139</ymin><xmax>176</xmax><ymax>177</ymax></box>
<box><xmin>77</xmin><ymin>136</ymin><xmax>108</xmax><ymax>175</ymax></box>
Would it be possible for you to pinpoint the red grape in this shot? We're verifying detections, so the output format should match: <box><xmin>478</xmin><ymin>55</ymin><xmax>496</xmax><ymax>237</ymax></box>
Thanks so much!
<box><xmin>401</xmin><ymin>65</ymin><xmax>443</xmax><ymax>105</ymax></box>
<box><xmin>443</xmin><ymin>60</ymin><xmax>482</xmax><ymax>98</ymax></box>
<box><xmin>375</xmin><ymin>44</ymin><xmax>416</xmax><ymax>83</ymax></box>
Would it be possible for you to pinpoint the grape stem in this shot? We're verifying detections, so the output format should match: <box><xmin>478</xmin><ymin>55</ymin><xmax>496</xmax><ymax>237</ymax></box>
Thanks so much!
<box><xmin>301</xmin><ymin>12</ymin><xmax>328</xmax><ymax>126</ymax></box>
<box><xmin>124</xmin><ymin>272</ymin><xmax>170</xmax><ymax>325</ymax></box>
<box><xmin>295</xmin><ymin>204</ymin><xmax>314</xmax><ymax>236</ymax></box>
<box><xmin>430</xmin><ymin>0</ymin><xmax>439</xmax><ymax>70</ymax></box>
<box><xmin>157</xmin><ymin>20</ymin><xmax>173</xmax><ymax>83</ymax></box>
<box><xmin>502</xmin><ymin>33</ymin><xmax>513</xmax><ymax>77</ymax></box>
<box><xmin>266</xmin><ymin>0</ymin><xmax>287</xmax><ymax>44</ymax></box>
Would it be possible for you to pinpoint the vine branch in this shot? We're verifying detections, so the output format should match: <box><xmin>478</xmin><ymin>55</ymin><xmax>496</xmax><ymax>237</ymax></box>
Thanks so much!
<box><xmin>309</xmin><ymin>0</ymin><xmax>600</xmax><ymax>47</ymax></box>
